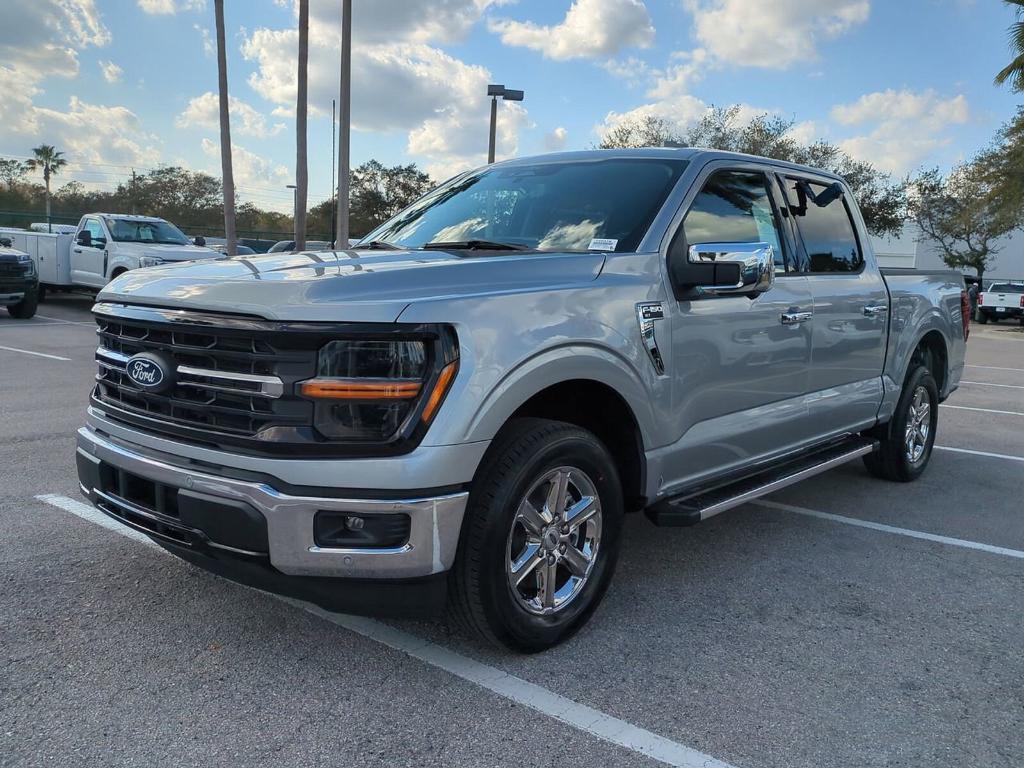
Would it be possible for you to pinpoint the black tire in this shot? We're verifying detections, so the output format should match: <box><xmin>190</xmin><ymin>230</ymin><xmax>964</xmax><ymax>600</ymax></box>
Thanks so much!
<box><xmin>863</xmin><ymin>364</ymin><xmax>938</xmax><ymax>482</ymax></box>
<box><xmin>976</xmin><ymin>311</ymin><xmax>988</xmax><ymax>324</ymax></box>
<box><xmin>37</xmin><ymin>283</ymin><xmax>46</xmax><ymax>303</ymax></box>
<box><xmin>449</xmin><ymin>418</ymin><xmax>623</xmax><ymax>652</ymax></box>
<box><xmin>7</xmin><ymin>287</ymin><xmax>39</xmax><ymax>319</ymax></box>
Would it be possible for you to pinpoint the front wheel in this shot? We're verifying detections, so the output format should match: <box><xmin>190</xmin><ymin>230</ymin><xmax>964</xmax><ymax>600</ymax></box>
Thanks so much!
<box><xmin>7</xmin><ymin>288</ymin><xmax>38</xmax><ymax>319</ymax></box>
<box><xmin>449</xmin><ymin>418</ymin><xmax>623</xmax><ymax>652</ymax></box>
<box><xmin>863</xmin><ymin>364</ymin><xmax>938</xmax><ymax>482</ymax></box>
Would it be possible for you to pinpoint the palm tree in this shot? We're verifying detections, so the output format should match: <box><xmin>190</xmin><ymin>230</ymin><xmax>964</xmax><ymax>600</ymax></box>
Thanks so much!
<box><xmin>995</xmin><ymin>0</ymin><xmax>1024</xmax><ymax>91</ymax></box>
<box><xmin>25</xmin><ymin>145</ymin><xmax>67</xmax><ymax>232</ymax></box>
<box><xmin>294</xmin><ymin>0</ymin><xmax>309</xmax><ymax>251</ymax></box>
<box><xmin>214</xmin><ymin>0</ymin><xmax>237</xmax><ymax>256</ymax></box>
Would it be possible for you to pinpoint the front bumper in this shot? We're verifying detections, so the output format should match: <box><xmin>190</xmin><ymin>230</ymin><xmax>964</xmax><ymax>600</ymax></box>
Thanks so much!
<box><xmin>76</xmin><ymin>426</ymin><xmax>469</xmax><ymax>584</ymax></box>
<box><xmin>0</xmin><ymin>277</ymin><xmax>34</xmax><ymax>305</ymax></box>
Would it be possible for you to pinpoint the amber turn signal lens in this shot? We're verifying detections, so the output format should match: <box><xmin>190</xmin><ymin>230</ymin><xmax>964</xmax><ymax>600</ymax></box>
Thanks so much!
<box><xmin>300</xmin><ymin>379</ymin><xmax>422</xmax><ymax>400</ymax></box>
<box><xmin>421</xmin><ymin>361</ymin><xmax>458</xmax><ymax>423</ymax></box>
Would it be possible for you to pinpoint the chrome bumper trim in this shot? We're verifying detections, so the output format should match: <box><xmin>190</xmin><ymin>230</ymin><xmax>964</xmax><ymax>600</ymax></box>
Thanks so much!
<box><xmin>77</xmin><ymin>426</ymin><xmax>468</xmax><ymax>579</ymax></box>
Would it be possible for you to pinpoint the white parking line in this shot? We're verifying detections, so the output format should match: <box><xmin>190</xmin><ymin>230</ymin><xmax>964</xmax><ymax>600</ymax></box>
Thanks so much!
<box><xmin>36</xmin><ymin>493</ymin><xmax>736</xmax><ymax>768</ymax></box>
<box><xmin>0</xmin><ymin>344</ymin><xmax>70</xmax><ymax>361</ymax></box>
<box><xmin>935</xmin><ymin>445</ymin><xmax>1024</xmax><ymax>463</ymax></box>
<box><xmin>966</xmin><ymin>364</ymin><xmax>1024</xmax><ymax>372</ymax></box>
<box><xmin>959</xmin><ymin>380</ymin><xmax>1024</xmax><ymax>390</ymax></box>
<box><xmin>753</xmin><ymin>499</ymin><xmax>1024</xmax><ymax>560</ymax></box>
<box><xmin>34</xmin><ymin>314</ymin><xmax>95</xmax><ymax>326</ymax></box>
<box><xmin>941</xmin><ymin>404</ymin><xmax>1024</xmax><ymax>417</ymax></box>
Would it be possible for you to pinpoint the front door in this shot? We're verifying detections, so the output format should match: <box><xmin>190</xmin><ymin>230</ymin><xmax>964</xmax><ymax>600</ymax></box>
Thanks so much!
<box><xmin>780</xmin><ymin>174</ymin><xmax>888</xmax><ymax>437</ymax></box>
<box><xmin>659</xmin><ymin>164</ymin><xmax>815</xmax><ymax>493</ymax></box>
<box><xmin>71</xmin><ymin>217</ymin><xmax>108</xmax><ymax>287</ymax></box>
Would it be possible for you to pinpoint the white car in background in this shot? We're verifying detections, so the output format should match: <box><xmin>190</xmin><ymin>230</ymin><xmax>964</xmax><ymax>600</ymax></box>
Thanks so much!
<box><xmin>976</xmin><ymin>281</ymin><xmax>1024</xmax><ymax>325</ymax></box>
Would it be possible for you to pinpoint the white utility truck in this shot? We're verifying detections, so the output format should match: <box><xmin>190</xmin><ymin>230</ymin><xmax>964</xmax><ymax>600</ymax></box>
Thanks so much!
<box><xmin>3</xmin><ymin>213</ymin><xmax>219</xmax><ymax>296</ymax></box>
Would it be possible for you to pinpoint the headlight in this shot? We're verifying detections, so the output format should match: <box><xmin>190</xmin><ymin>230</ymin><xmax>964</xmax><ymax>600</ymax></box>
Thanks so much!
<box><xmin>139</xmin><ymin>256</ymin><xmax>165</xmax><ymax>268</ymax></box>
<box><xmin>299</xmin><ymin>331</ymin><xmax>459</xmax><ymax>443</ymax></box>
<box><xmin>15</xmin><ymin>254</ymin><xmax>35</xmax><ymax>274</ymax></box>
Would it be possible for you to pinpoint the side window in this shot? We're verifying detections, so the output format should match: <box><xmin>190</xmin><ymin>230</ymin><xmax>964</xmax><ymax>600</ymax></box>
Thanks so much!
<box><xmin>785</xmin><ymin>178</ymin><xmax>862</xmax><ymax>273</ymax></box>
<box><xmin>85</xmin><ymin>219</ymin><xmax>105</xmax><ymax>246</ymax></box>
<box><xmin>682</xmin><ymin>170</ymin><xmax>787</xmax><ymax>272</ymax></box>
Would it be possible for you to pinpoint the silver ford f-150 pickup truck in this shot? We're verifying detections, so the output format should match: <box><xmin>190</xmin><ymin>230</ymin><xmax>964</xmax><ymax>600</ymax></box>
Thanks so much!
<box><xmin>77</xmin><ymin>149</ymin><xmax>968</xmax><ymax>651</ymax></box>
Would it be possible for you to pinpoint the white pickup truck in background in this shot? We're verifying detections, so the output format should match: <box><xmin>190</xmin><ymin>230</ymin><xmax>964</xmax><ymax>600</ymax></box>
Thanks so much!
<box><xmin>976</xmin><ymin>281</ymin><xmax>1024</xmax><ymax>324</ymax></box>
<box><xmin>3</xmin><ymin>213</ymin><xmax>220</xmax><ymax>297</ymax></box>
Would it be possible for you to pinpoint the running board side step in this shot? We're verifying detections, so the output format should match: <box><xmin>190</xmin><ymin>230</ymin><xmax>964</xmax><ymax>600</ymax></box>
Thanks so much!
<box><xmin>645</xmin><ymin>437</ymin><xmax>878</xmax><ymax>527</ymax></box>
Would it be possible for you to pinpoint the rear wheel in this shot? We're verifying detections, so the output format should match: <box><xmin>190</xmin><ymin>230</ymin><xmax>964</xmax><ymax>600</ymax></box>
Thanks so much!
<box><xmin>449</xmin><ymin>418</ymin><xmax>623</xmax><ymax>652</ymax></box>
<box><xmin>7</xmin><ymin>288</ymin><xmax>38</xmax><ymax>319</ymax></box>
<box><xmin>863</xmin><ymin>364</ymin><xmax>938</xmax><ymax>482</ymax></box>
<box><xmin>976</xmin><ymin>311</ymin><xmax>988</xmax><ymax>324</ymax></box>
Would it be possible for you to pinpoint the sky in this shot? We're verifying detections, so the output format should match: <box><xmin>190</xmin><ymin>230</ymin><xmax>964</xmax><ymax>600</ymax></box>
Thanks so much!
<box><xmin>1</xmin><ymin>0</ymin><xmax>1020</xmax><ymax>213</ymax></box>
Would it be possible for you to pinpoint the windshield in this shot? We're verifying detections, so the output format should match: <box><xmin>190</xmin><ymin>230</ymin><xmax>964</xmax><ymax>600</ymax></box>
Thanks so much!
<box><xmin>989</xmin><ymin>283</ymin><xmax>1024</xmax><ymax>293</ymax></box>
<box><xmin>363</xmin><ymin>157</ymin><xmax>688</xmax><ymax>252</ymax></box>
<box><xmin>105</xmin><ymin>217</ymin><xmax>190</xmax><ymax>245</ymax></box>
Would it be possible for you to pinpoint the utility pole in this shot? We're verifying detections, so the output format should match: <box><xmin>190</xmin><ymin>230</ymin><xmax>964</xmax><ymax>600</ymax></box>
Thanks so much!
<box><xmin>294</xmin><ymin>0</ymin><xmax>309</xmax><ymax>251</ymax></box>
<box><xmin>486</xmin><ymin>84</ymin><xmax>524</xmax><ymax>164</ymax></box>
<box><xmin>130</xmin><ymin>168</ymin><xmax>137</xmax><ymax>215</ymax></box>
<box><xmin>335</xmin><ymin>0</ymin><xmax>352</xmax><ymax>246</ymax></box>
<box><xmin>331</xmin><ymin>98</ymin><xmax>337</xmax><ymax>248</ymax></box>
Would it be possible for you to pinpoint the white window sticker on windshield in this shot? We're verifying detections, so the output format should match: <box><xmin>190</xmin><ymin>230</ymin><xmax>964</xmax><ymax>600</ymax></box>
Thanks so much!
<box><xmin>588</xmin><ymin>238</ymin><xmax>618</xmax><ymax>251</ymax></box>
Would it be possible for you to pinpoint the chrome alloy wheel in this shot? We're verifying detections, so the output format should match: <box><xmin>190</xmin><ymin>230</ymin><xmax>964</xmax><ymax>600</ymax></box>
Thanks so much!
<box><xmin>905</xmin><ymin>385</ymin><xmax>931</xmax><ymax>465</ymax></box>
<box><xmin>505</xmin><ymin>466</ymin><xmax>602</xmax><ymax>615</ymax></box>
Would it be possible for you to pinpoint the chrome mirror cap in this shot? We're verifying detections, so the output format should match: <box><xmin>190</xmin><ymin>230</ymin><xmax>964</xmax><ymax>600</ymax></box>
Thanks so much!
<box><xmin>687</xmin><ymin>241</ymin><xmax>775</xmax><ymax>297</ymax></box>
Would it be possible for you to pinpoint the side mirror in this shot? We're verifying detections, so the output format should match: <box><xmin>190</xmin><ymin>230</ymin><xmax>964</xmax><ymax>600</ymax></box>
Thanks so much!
<box><xmin>194</xmin><ymin>236</ymin><xmax>206</xmax><ymax>247</ymax></box>
<box><xmin>77</xmin><ymin>230</ymin><xmax>92</xmax><ymax>247</ymax></box>
<box><xmin>676</xmin><ymin>241</ymin><xmax>775</xmax><ymax>298</ymax></box>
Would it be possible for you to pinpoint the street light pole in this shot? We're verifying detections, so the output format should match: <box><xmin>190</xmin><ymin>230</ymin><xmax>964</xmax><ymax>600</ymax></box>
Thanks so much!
<box><xmin>486</xmin><ymin>84</ymin><xmax>524</xmax><ymax>164</ymax></box>
<box><xmin>336</xmin><ymin>0</ymin><xmax>352</xmax><ymax>247</ymax></box>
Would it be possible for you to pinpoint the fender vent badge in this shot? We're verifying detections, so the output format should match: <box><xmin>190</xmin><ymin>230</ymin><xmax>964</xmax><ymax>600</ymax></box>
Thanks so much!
<box><xmin>636</xmin><ymin>302</ymin><xmax>666</xmax><ymax>375</ymax></box>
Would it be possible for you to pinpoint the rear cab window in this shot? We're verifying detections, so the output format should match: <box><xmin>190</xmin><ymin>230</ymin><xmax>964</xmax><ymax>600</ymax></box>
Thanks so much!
<box><xmin>782</xmin><ymin>177</ymin><xmax>863</xmax><ymax>273</ymax></box>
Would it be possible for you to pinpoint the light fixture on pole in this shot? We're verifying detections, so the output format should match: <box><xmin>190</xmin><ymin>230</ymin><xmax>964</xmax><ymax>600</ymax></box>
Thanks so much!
<box><xmin>286</xmin><ymin>184</ymin><xmax>298</xmax><ymax>236</ymax></box>
<box><xmin>486</xmin><ymin>84</ymin><xmax>524</xmax><ymax>164</ymax></box>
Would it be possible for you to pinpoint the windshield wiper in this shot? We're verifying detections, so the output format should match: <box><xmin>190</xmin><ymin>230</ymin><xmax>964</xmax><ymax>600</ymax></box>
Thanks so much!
<box><xmin>422</xmin><ymin>239</ymin><xmax>528</xmax><ymax>251</ymax></box>
<box><xmin>351</xmin><ymin>240</ymin><xmax>403</xmax><ymax>250</ymax></box>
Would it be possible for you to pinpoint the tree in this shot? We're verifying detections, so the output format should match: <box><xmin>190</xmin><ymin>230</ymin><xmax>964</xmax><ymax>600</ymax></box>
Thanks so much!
<box><xmin>995</xmin><ymin>0</ymin><xmax>1024</xmax><ymax>91</ymax></box>
<box><xmin>214</xmin><ymin>0</ymin><xmax>237</xmax><ymax>256</ymax></box>
<box><xmin>598</xmin><ymin>105</ymin><xmax>907</xmax><ymax>237</ymax></box>
<box><xmin>308</xmin><ymin>160</ymin><xmax>433</xmax><ymax>237</ymax></box>
<box><xmin>294</xmin><ymin>0</ymin><xmax>309</xmax><ymax>250</ymax></box>
<box><xmin>599</xmin><ymin>114</ymin><xmax>681</xmax><ymax>149</ymax></box>
<box><xmin>975</xmin><ymin>107</ymin><xmax>1024</xmax><ymax>225</ymax></box>
<box><xmin>0</xmin><ymin>158</ymin><xmax>27</xmax><ymax>191</ymax></box>
<box><xmin>25</xmin><ymin>145</ymin><xmax>68</xmax><ymax>230</ymax></box>
<box><xmin>909</xmin><ymin>164</ymin><xmax>1019</xmax><ymax>282</ymax></box>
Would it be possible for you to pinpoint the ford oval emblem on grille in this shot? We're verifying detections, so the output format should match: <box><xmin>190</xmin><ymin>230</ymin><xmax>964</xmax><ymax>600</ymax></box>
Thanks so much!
<box><xmin>125</xmin><ymin>353</ymin><xmax>172</xmax><ymax>392</ymax></box>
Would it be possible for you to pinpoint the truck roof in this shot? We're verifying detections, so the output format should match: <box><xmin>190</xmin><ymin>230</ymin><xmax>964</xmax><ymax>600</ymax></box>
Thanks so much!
<box><xmin>92</xmin><ymin>213</ymin><xmax>168</xmax><ymax>222</ymax></box>
<box><xmin>495</xmin><ymin>147</ymin><xmax>845</xmax><ymax>182</ymax></box>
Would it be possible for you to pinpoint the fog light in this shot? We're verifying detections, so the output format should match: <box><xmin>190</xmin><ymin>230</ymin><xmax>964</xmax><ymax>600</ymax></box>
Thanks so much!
<box><xmin>314</xmin><ymin>511</ymin><xmax>410</xmax><ymax>549</ymax></box>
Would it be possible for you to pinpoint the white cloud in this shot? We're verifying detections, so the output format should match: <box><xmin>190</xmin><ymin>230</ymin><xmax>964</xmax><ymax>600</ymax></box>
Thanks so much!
<box><xmin>544</xmin><ymin>127</ymin><xmax>569</xmax><ymax>152</ymax></box>
<box><xmin>646</xmin><ymin>49</ymin><xmax>708</xmax><ymax>100</ymax></box>
<box><xmin>242</xmin><ymin>9</ymin><xmax>530</xmax><ymax>179</ymax></box>
<box><xmin>177</xmin><ymin>92</ymin><xmax>285</xmax><ymax>139</ymax></box>
<box><xmin>489</xmin><ymin>0</ymin><xmax>654</xmax><ymax>60</ymax></box>
<box><xmin>306</xmin><ymin>0</ymin><xmax>503</xmax><ymax>44</ymax></box>
<box><xmin>201</xmin><ymin>138</ymin><xmax>292</xmax><ymax>206</ymax></box>
<box><xmin>601</xmin><ymin>56</ymin><xmax>651</xmax><ymax>86</ymax></box>
<box><xmin>99</xmin><ymin>60</ymin><xmax>123</xmax><ymax>83</ymax></box>
<box><xmin>830</xmin><ymin>89</ymin><xmax>970</xmax><ymax>174</ymax></box>
<box><xmin>597</xmin><ymin>96</ymin><xmax>710</xmax><ymax>141</ymax></box>
<box><xmin>194</xmin><ymin>24</ymin><xmax>215</xmax><ymax>57</ymax></box>
<box><xmin>137</xmin><ymin>0</ymin><xmax>206</xmax><ymax>14</ymax></box>
<box><xmin>0</xmin><ymin>0</ymin><xmax>110</xmax><ymax>83</ymax></box>
<box><xmin>684</xmin><ymin>0</ymin><xmax>870</xmax><ymax>69</ymax></box>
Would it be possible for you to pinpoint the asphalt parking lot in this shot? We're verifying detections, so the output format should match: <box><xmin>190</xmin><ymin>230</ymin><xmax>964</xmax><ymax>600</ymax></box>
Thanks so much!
<box><xmin>2</xmin><ymin>295</ymin><xmax>1022</xmax><ymax>768</ymax></box>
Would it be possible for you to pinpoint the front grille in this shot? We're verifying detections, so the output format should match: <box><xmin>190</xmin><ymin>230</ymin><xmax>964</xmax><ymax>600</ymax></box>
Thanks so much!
<box><xmin>0</xmin><ymin>263</ymin><xmax>26</xmax><ymax>278</ymax></box>
<box><xmin>93</xmin><ymin>304</ymin><xmax>318</xmax><ymax>441</ymax></box>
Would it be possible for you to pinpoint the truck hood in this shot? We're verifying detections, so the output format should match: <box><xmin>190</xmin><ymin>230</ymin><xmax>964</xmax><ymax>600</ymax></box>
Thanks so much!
<box><xmin>116</xmin><ymin>241</ymin><xmax>220</xmax><ymax>262</ymax></box>
<box><xmin>98</xmin><ymin>248</ymin><xmax>607</xmax><ymax>322</ymax></box>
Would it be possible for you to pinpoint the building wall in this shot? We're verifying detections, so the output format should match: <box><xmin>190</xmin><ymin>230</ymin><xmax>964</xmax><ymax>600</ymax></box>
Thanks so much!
<box><xmin>870</xmin><ymin>222</ymin><xmax>1024</xmax><ymax>285</ymax></box>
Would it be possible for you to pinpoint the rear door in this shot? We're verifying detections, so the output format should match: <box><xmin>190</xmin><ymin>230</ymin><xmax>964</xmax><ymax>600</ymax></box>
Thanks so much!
<box><xmin>659</xmin><ymin>163</ymin><xmax>815</xmax><ymax>491</ymax></box>
<box><xmin>780</xmin><ymin>174</ymin><xmax>888</xmax><ymax>437</ymax></box>
<box><xmin>71</xmin><ymin>217</ymin><xmax>108</xmax><ymax>287</ymax></box>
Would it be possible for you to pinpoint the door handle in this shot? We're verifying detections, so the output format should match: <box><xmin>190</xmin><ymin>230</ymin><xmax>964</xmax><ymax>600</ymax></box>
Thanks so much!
<box><xmin>73</xmin><ymin>248</ymin><xmax>83</xmax><ymax>254</ymax></box>
<box><xmin>862</xmin><ymin>304</ymin><xmax>889</xmax><ymax>317</ymax></box>
<box><xmin>780</xmin><ymin>311</ymin><xmax>813</xmax><ymax>325</ymax></box>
